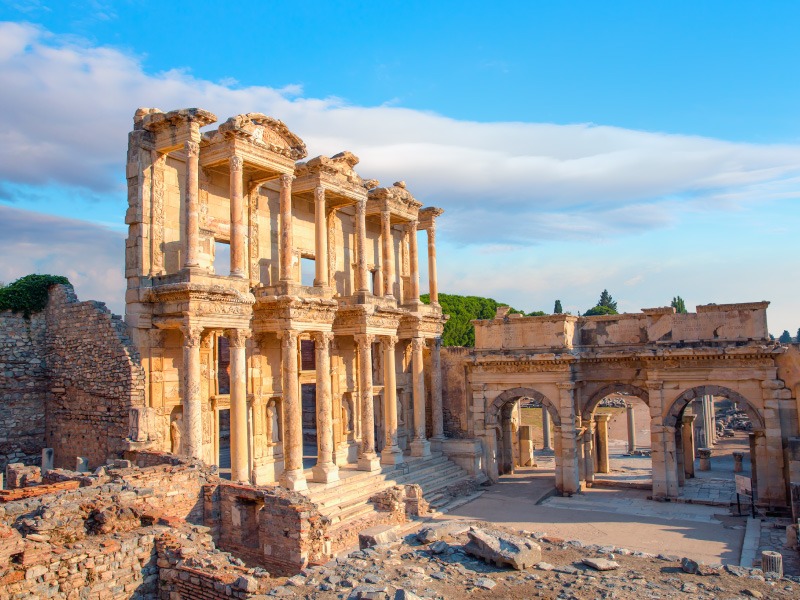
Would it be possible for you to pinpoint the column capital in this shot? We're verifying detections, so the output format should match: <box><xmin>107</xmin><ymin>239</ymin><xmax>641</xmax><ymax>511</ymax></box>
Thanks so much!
<box><xmin>556</xmin><ymin>381</ymin><xmax>576</xmax><ymax>391</ymax></box>
<box><xmin>180</xmin><ymin>323</ymin><xmax>203</xmax><ymax>347</ymax></box>
<box><xmin>184</xmin><ymin>140</ymin><xmax>200</xmax><ymax>157</ymax></box>
<box><xmin>356</xmin><ymin>196</ymin><xmax>367</xmax><ymax>211</ymax></box>
<box><xmin>312</xmin><ymin>331</ymin><xmax>334</xmax><ymax>346</ymax></box>
<box><xmin>594</xmin><ymin>413</ymin><xmax>612</xmax><ymax>424</ymax></box>
<box><xmin>681</xmin><ymin>413</ymin><xmax>697</xmax><ymax>424</ymax></box>
<box><xmin>278</xmin><ymin>329</ymin><xmax>300</xmax><ymax>350</ymax></box>
<box><xmin>406</xmin><ymin>218</ymin><xmax>419</xmax><ymax>233</ymax></box>
<box><xmin>381</xmin><ymin>335</ymin><xmax>398</xmax><ymax>350</ymax></box>
<box><xmin>354</xmin><ymin>333</ymin><xmax>375</xmax><ymax>348</ymax></box>
<box><xmin>411</xmin><ymin>337</ymin><xmax>427</xmax><ymax>352</ymax></box>
<box><xmin>314</xmin><ymin>185</ymin><xmax>325</xmax><ymax>203</ymax></box>
<box><xmin>279</xmin><ymin>173</ymin><xmax>294</xmax><ymax>188</ymax></box>
<box><xmin>229</xmin><ymin>154</ymin><xmax>243</xmax><ymax>172</ymax></box>
<box><xmin>225</xmin><ymin>328</ymin><xmax>251</xmax><ymax>348</ymax></box>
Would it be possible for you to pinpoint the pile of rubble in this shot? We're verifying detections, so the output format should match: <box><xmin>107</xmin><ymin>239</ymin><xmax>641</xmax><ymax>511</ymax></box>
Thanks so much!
<box><xmin>268</xmin><ymin>521</ymin><xmax>798</xmax><ymax>599</ymax></box>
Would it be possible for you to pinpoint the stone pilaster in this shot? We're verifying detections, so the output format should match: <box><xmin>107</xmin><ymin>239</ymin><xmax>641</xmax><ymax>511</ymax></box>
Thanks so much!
<box><xmin>594</xmin><ymin>413</ymin><xmax>611</xmax><ymax>474</ymax></box>
<box><xmin>229</xmin><ymin>155</ymin><xmax>245</xmax><ymax>277</ymax></box>
<box><xmin>410</xmin><ymin>337</ymin><xmax>430</xmax><ymax>457</ymax></box>
<box><xmin>183</xmin><ymin>141</ymin><xmax>200</xmax><ymax>268</ymax></box>
<box><xmin>648</xmin><ymin>381</ymin><xmax>669</xmax><ymax>498</ymax></box>
<box><xmin>278</xmin><ymin>330</ymin><xmax>306</xmax><ymax>491</ymax></box>
<box><xmin>314</xmin><ymin>186</ymin><xmax>329</xmax><ymax>287</ymax></box>
<box><xmin>226</xmin><ymin>328</ymin><xmax>250</xmax><ymax>483</ymax></box>
<box><xmin>279</xmin><ymin>174</ymin><xmax>295</xmax><ymax>283</ymax></box>
<box><xmin>312</xmin><ymin>332</ymin><xmax>338</xmax><ymax>483</ymax></box>
<box><xmin>355</xmin><ymin>334</ymin><xmax>380</xmax><ymax>471</ymax></box>
<box><xmin>355</xmin><ymin>198</ymin><xmax>369</xmax><ymax>293</ymax></box>
<box><xmin>381</xmin><ymin>209</ymin><xmax>394</xmax><ymax>298</ymax></box>
<box><xmin>380</xmin><ymin>335</ymin><xmax>403</xmax><ymax>465</ymax></box>
<box><xmin>556</xmin><ymin>382</ymin><xmax>579</xmax><ymax>494</ymax></box>
<box><xmin>180</xmin><ymin>323</ymin><xmax>203</xmax><ymax>460</ymax></box>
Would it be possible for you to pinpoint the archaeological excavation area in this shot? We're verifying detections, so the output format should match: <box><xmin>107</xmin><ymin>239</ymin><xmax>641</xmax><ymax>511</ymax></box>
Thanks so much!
<box><xmin>1</xmin><ymin>107</ymin><xmax>800</xmax><ymax>598</ymax></box>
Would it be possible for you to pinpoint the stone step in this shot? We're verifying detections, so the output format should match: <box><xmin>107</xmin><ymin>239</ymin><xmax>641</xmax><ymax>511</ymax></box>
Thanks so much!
<box><xmin>326</xmin><ymin>502</ymin><xmax>376</xmax><ymax>525</ymax></box>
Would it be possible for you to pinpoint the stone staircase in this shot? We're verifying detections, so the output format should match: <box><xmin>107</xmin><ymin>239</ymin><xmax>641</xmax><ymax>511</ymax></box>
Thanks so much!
<box><xmin>303</xmin><ymin>452</ymin><xmax>473</xmax><ymax>526</ymax></box>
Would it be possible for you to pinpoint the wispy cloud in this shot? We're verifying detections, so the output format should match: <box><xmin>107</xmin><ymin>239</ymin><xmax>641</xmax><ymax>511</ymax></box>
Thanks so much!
<box><xmin>0</xmin><ymin>21</ymin><xmax>798</xmax><ymax>246</ymax></box>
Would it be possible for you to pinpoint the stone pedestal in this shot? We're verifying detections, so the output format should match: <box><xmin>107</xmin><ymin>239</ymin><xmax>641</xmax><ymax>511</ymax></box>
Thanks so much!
<box><xmin>698</xmin><ymin>447</ymin><xmax>712</xmax><ymax>471</ymax></box>
<box><xmin>41</xmin><ymin>448</ymin><xmax>54</xmax><ymax>472</ymax></box>
<box><xmin>733</xmin><ymin>451</ymin><xmax>744</xmax><ymax>473</ymax></box>
<box><xmin>76</xmin><ymin>457</ymin><xmax>89</xmax><ymax>472</ymax></box>
<box><xmin>519</xmin><ymin>425</ymin><xmax>534</xmax><ymax>467</ymax></box>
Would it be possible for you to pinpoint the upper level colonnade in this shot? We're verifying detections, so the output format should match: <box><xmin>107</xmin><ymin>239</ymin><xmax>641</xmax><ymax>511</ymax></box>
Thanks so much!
<box><xmin>123</xmin><ymin>107</ymin><xmax>442</xmax><ymax>311</ymax></box>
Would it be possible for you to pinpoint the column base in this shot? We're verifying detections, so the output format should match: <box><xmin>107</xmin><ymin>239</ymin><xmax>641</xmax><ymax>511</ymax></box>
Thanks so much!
<box><xmin>312</xmin><ymin>462</ymin><xmax>340</xmax><ymax>484</ymax></box>
<box><xmin>358</xmin><ymin>453</ymin><xmax>381</xmax><ymax>472</ymax></box>
<box><xmin>381</xmin><ymin>446</ymin><xmax>404</xmax><ymax>466</ymax></box>
<box><xmin>429</xmin><ymin>435</ymin><xmax>445</xmax><ymax>452</ymax></box>
<box><xmin>279</xmin><ymin>468</ymin><xmax>308</xmax><ymax>492</ymax></box>
<box><xmin>410</xmin><ymin>439</ymin><xmax>431</xmax><ymax>457</ymax></box>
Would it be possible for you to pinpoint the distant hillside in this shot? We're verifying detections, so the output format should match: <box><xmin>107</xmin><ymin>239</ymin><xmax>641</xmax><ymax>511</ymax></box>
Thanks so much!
<box><xmin>421</xmin><ymin>293</ymin><xmax>545</xmax><ymax>347</ymax></box>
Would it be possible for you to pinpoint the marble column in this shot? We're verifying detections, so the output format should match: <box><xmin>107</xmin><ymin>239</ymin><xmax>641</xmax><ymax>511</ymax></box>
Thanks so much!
<box><xmin>426</xmin><ymin>223</ymin><xmax>438</xmax><ymax>304</ymax></box>
<box><xmin>408</xmin><ymin>220</ymin><xmax>420</xmax><ymax>302</ymax></box>
<box><xmin>313</xmin><ymin>186</ymin><xmax>329</xmax><ymax>287</ymax></box>
<box><xmin>583</xmin><ymin>420</ymin><xmax>596</xmax><ymax>483</ymax></box>
<box><xmin>681</xmin><ymin>413</ymin><xmax>696</xmax><ymax>479</ymax></box>
<box><xmin>183</xmin><ymin>141</ymin><xmax>200</xmax><ymax>268</ymax></box>
<box><xmin>226</xmin><ymin>329</ymin><xmax>250</xmax><ymax>482</ymax></box>
<box><xmin>410</xmin><ymin>338</ymin><xmax>430</xmax><ymax>457</ymax></box>
<box><xmin>381</xmin><ymin>336</ymin><xmax>404</xmax><ymax>465</ymax></box>
<box><xmin>312</xmin><ymin>332</ymin><xmax>338</xmax><ymax>483</ymax></box>
<box><xmin>703</xmin><ymin>395</ymin><xmax>715</xmax><ymax>446</ymax></box>
<box><xmin>626</xmin><ymin>402</ymin><xmax>636</xmax><ymax>453</ymax></box>
<box><xmin>430</xmin><ymin>337</ymin><xmax>445</xmax><ymax>447</ymax></box>
<box><xmin>279</xmin><ymin>330</ymin><xmax>306</xmax><ymax>491</ymax></box>
<box><xmin>355</xmin><ymin>198</ymin><xmax>369</xmax><ymax>293</ymax></box>
<box><xmin>229</xmin><ymin>155</ymin><xmax>245</xmax><ymax>277</ymax></box>
<box><xmin>355</xmin><ymin>334</ymin><xmax>380</xmax><ymax>471</ymax></box>
<box><xmin>279</xmin><ymin>174</ymin><xmax>295</xmax><ymax>283</ymax></box>
<box><xmin>542</xmin><ymin>407</ymin><xmax>552</xmax><ymax>450</ymax></box>
<box><xmin>594</xmin><ymin>413</ymin><xmax>611</xmax><ymax>474</ymax></box>
<box><xmin>180</xmin><ymin>323</ymin><xmax>203</xmax><ymax>460</ymax></box>
<box><xmin>556</xmin><ymin>382</ymin><xmax>580</xmax><ymax>494</ymax></box>
<box><xmin>381</xmin><ymin>209</ymin><xmax>394</xmax><ymax>298</ymax></box>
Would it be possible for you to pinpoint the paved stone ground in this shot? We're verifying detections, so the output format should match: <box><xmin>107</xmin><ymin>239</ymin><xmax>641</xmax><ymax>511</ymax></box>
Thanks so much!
<box><xmin>758</xmin><ymin>519</ymin><xmax>800</xmax><ymax>576</ymax></box>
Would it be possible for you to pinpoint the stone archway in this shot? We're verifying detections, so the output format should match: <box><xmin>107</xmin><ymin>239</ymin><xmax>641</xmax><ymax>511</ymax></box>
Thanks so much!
<box><xmin>664</xmin><ymin>385</ymin><xmax>764</xmax><ymax>430</ymax></box>
<box><xmin>582</xmin><ymin>383</ymin><xmax>649</xmax><ymax>422</ymax></box>
<box><xmin>484</xmin><ymin>387</ymin><xmax>561</xmax><ymax>485</ymax></box>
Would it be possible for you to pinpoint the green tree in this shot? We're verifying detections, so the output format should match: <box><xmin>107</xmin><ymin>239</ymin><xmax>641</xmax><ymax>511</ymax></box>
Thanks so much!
<box><xmin>779</xmin><ymin>330</ymin><xmax>792</xmax><ymax>343</ymax></box>
<box><xmin>671</xmin><ymin>295</ymin><xmax>688</xmax><ymax>314</ymax></box>
<box><xmin>0</xmin><ymin>274</ymin><xmax>70</xmax><ymax>318</ymax></box>
<box><xmin>585</xmin><ymin>289</ymin><xmax>618</xmax><ymax>316</ymax></box>
<box><xmin>797</xmin><ymin>328</ymin><xmax>800</xmax><ymax>343</ymax></box>
<box><xmin>553</xmin><ymin>299</ymin><xmax>563</xmax><ymax>314</ymax></box>
<box><xmin>421</xmin><ymin>293</ymin><xmax>544</xmax><ymax>346</ymax></box>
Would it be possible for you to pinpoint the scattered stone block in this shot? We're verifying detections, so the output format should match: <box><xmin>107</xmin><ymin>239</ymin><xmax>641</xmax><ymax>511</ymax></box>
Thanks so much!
<box><xmin>349</xmin><ymin>584</ymin><xmax>389</xmax><ymax>599</ymax></box>
<box><xmin>681</xmin><ymin>557</ymin><xmax>700</xmax><ymax>574</ymax></box>
<box><xmin>41</xmin><ymin>448</ymin><xmax>54</xmax><ymax>472</ymax></box>
<box><xmin>582</xmin><ymin>557</ymin><xmax>619</xmax><ymax>571</ymax></box>
<box><xmin>359</xmin><ymin>525</ymin><xmax>399</xmax><ymax>549</ymax></box>
<box><xmin>394</xmin><ymin>590</ymin><xmax>423</xmax><ymax>600</ymax></box>
<box><xmin>464</xmin><ymin>527</ymin><xmax>542</xmax><ymax>570</ymax></box>
<box><xmin>5</xmin><ymin>463</ymin><xmax>41</xmax><ymax>489</ymax></box>
<box><xmin>761</xmin><ymin>550</ymin><xmax>783</xmax><ymax>578</ymax></box>
<box><xmin>428</xmin><ymin>540</ymin><xmax>449</xmax><ymax>554</ymax></box>
<box><xmin>416</xmin><ymin>527</ymin><xmax>438</xmax><ymax>544</ymax></box>
<box><xmin>474</xmin><ymin>577</ymin><xmax>496</xmax><ymax>590</ymax></box>
<box><xmin>75</xmin><ymin>457</ymin><xmax>89</xmax><ymax>473</ymax></box>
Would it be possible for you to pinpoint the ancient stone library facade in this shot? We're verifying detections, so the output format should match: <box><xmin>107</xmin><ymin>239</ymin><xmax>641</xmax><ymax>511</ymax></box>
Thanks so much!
<box><xmin>123</xmin><ymin>108</ymin><xmax>447</xmax><ymax>491</ymax></box>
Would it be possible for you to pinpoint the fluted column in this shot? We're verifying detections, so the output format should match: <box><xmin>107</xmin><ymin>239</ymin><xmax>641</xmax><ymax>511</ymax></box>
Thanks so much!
<box><xmin>312</xmin><ymin>332</ymin><xmax>338</xmax><ymax>483</ymax></box>
<box><xmin>180</xmin><ymin>323</ymin><xmax>203</xmax><ymax>459</ymax></box>
<box><xmin>381</xmin><ymin>209</ymin><xmax>394</xmax><ymax>298</ymax></box>
<box><xmin>229</xmin><ymin>155</ymin><xmax>245</xmax><ymax>277</ymax></box>
<box><xmin>410</xmin><ymin>338</ymin><xmax>430</xmax><ymax>457</ymax></box>
<box><xmin>408</xmin><ymin>219</ymin><xmax>420</xmax><ymax>302</ymax></box>
<box><xmin>279</xmin><ymin>174</ymin><xmax>295</xmax><ymax>283</ymax></box>
<box><xmin>279</xmin><ymin>330</ymin><xmax>306</xmax><ymax>491</ymax></box>
<box><xmin>355</xmin><ymin>197</ymin><xmax>369</xmax><ymax>293</ymax></box>
<box><xmin>355</xmin><ymin>334</ymin><xmax>380</xmax><ymax>471</ymax></box>
<box><xmin>542</xmin><ymin>407</ymin><xmax>552</xmax><ymax>450</ymax></box>
<box><xmin>426</xmin><ymin>224</ymin><xmax>438</xmax><ymax>304</ymax></box>
<box><xmin>594</xmin><ymin>413</ymin><xmax>611</xmax><ymax>474</ymax></box>
<box><xmin>183</xmin><ymin>141</ymin><xmax>200</xmax><ymax>268</ymax></box>
<box><xmin>381</xmin><ymin>336</ymin><xmax>404</xmax><ymax>465</ymax></box>
<box><xmin>226</xmin><ymin>328</ymin><xmax>250</xmax><ymax>482</ymax></box>
<box><xmin>314</xmin><ymin>186</ymin><xmax>329</xmax><ymax>287</ymax></box>
<box><xmin>430</xmin><ymin>337</ymin><xmax>445</xmax><ymax>445</ymax></box>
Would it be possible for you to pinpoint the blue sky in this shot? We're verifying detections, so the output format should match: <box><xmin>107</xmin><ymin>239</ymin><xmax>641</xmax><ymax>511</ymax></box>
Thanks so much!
<box><xmin>0</xmin><ymin>1</ymin><xmax>799</xmax><ymax>335</ymax></box>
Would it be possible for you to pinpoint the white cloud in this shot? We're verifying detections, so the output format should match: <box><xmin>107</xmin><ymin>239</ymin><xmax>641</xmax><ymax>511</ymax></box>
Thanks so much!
<box><xmin>0</xmin><ymin>21</ymin><xmax>799</xmax><ymax>246</ymax></box>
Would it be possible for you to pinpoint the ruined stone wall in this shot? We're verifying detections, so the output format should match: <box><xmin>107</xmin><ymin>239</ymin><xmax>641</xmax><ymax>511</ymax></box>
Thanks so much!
<box><xmin>440</xmin><ymin>347</ymin><xmax>471</xmax><ymax>438</ymax></box>
<box><xmin>206</xmin><ymin>482</ymin><xmax>328</xmax><ymax>576</ymax></box>
<box><xmin>45</xmin><ymin>285</ymin><xmax>145</xmax><ymax>469</ymax></box>
<box><xmin>0</xmin><ymin>310</ymin><xmax>47</xmax><ymax>471</ymax></box>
